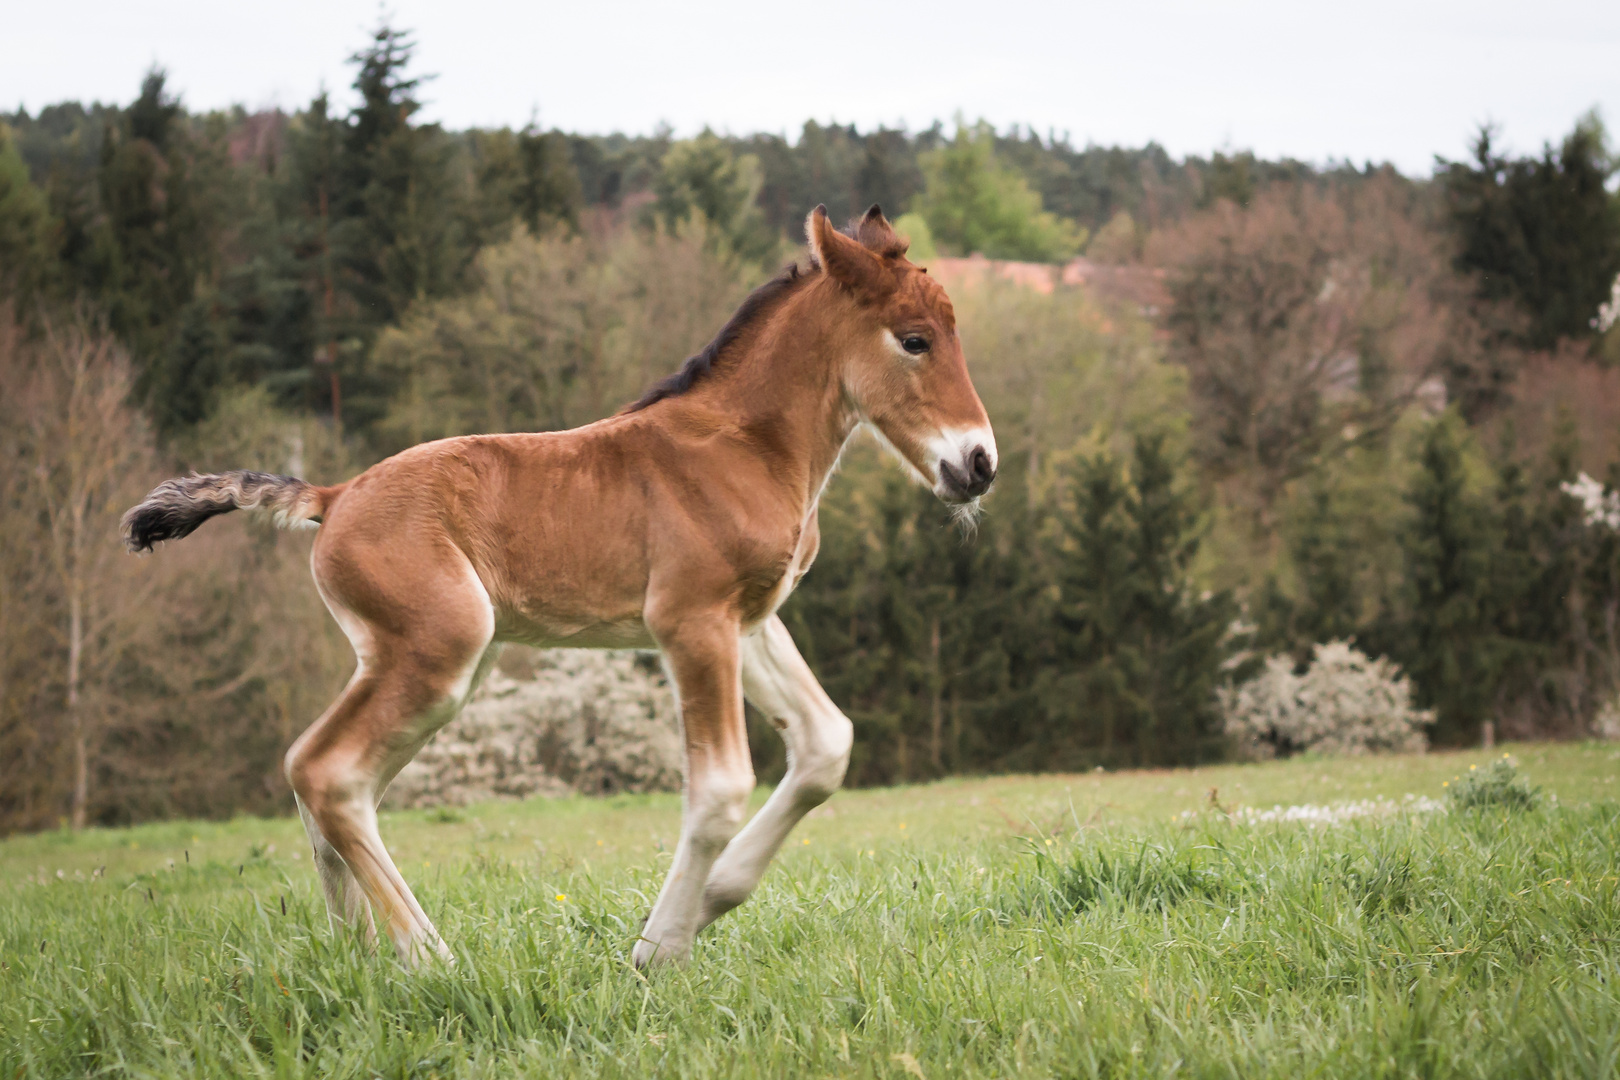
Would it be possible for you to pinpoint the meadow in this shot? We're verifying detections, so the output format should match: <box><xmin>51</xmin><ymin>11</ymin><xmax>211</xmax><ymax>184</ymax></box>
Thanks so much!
<box><xmin>3</xmin><ymin>742</ymin><xmax>1619</xmax><ymax>1078</ymax></box>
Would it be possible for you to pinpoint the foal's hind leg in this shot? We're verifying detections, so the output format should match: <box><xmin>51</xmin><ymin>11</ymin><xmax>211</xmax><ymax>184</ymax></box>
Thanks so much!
<box><xmin>697</xmin><ymin>615</ymin><xmax>853</xmax><ymax>931</ymax></box>
<box><xmin>286</xmin><ymin>560</ymin><xmax>496</xmax><ymax>967</ymax></box>
<box><xmin>296</xmin><ymin>789</ymin><xmax>375</xmax><ymax>939</ymax></box>
<box><xmin>293</xmin><ymin>646</ymin><xmax>502</xmax><ymax>946</ymax></box>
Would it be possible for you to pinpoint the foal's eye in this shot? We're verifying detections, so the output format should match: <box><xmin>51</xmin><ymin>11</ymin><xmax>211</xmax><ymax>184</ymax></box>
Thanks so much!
<box><xmin>900</xmin><ymin>335</ymin><xmax>930</xmax><ymax>355</ymax></box>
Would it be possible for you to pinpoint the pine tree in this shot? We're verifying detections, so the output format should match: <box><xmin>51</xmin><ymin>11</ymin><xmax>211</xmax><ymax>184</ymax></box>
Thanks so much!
<box><xmin>0</xmin><ymin>123</ymin><xmax>57</xmax><ymax>308</ymax></box>
<box><xmin>473</xmin><ymin>126</ymin><xmax>582</xmax><ymax>240</ymax></box>
<box><xmin>1398</xmin><ymin>412</ymin><xmax>1501</xmax><ymax>742</ymax></box>
<box><xmin>1440</xmin><ymin>116</ymin><xmax>1620</xmax><ymax>349</ymax></box>
<box><xmin>1285</xmin><ymin>480</ymin><xmax>1362</xmax><ymax>648</ymax></box>
<box><xmin>325</xmin><ymin>23</ymin><xmax>470</xmax><ymax>429</ymax></box>
<box><xmin>650</xmin><ymin>132</ymin><xmax>777</xmax><ymax>266</ymax></box>
<box><xmin>1044</xmin><ymin>434</ymin><xmax>1234</xmax><ymax>768</ymax></box>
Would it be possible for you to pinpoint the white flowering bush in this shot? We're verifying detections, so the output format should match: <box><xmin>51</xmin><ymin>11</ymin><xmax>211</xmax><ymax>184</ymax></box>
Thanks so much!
<box><xmin>1593</xmin><ymin>272</ymin><xmax>1620</xmax><ymax>334</ymax></box>
<box><xmin>1221</xmin><ymin>641</ymin><xmax>1432</xmax><ymax>759</ymax></box>
<box><xmin>1560</xmin><ymin>471</ymin><xmax>1620</xmax><ymax>530</ymax></box>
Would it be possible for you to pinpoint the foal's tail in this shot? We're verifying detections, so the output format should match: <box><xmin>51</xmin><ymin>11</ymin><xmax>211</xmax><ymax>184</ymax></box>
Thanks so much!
<box><xmin>121</xmin><ymin>471</ymin><xmax>338</xmax><ymax>553</ymax></box>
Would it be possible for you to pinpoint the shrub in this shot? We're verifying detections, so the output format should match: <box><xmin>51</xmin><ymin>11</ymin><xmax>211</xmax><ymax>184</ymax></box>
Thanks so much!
<box><xmin>1221</xmin><ymin>641</ymin><xmax>1432</xmax><ymax>759</ymax></box>
<box><xmin>1447</xmin><ymin>758</ymin><xmax>1541</xmax><ymax>811</ymax></box>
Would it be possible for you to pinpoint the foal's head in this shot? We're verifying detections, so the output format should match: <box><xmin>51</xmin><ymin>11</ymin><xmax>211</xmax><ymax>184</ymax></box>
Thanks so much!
<box><xmin>807</xmin><ymin>205</ymin><xmax>997</xmax><ymax>508</ymax></box>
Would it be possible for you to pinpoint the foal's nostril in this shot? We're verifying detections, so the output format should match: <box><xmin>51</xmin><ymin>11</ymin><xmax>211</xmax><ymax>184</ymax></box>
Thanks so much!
<box><xmin>970</xmin><ymin>446</ymin><xmax>995</xmax><ymax>486</ymax></box>
<box><xmin>939</xmin><ymin>446</ymin><xmax>996</xmax><ymax>501</ymax></box>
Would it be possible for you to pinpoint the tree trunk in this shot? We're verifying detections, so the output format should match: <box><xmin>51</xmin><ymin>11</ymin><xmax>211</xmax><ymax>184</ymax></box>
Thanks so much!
<box><xmin>68</xmin><ymin>588</ymin><xmax>86</xmax><ymax>830</ymax></box>
<box><xmin>928</xmin><ymin>617</ymin><xmax>943</xmax><ymax>775</ymax></box>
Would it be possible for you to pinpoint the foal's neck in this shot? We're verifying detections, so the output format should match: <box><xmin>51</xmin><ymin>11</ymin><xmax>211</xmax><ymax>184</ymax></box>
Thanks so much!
<box><xmin>681</xmin><ymin>288</ymin><xmax>858</xmax><ymax>512</ymax></box>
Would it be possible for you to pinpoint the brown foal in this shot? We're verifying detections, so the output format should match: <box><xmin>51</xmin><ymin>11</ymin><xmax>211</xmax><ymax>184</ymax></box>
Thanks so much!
<box><xmin>122</xmin><ymin>205</ymin><xmax>997</xmax><ymax>967</ymax></box>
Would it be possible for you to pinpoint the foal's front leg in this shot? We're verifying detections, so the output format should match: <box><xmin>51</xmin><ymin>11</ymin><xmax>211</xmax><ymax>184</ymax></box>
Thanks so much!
<box><xmin>634</xmin><ymin>615</ymin><xmax>755</xmax><ymax>967</ymax></box>
<box><xmin>697</xmin><ymin>614</ymin><xmax>853</xmax><ymax>931</ymax></box>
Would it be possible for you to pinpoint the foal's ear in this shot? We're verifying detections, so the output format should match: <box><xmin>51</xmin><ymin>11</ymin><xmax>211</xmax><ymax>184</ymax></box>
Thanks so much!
<box><xmin>854</xmin><ymin>204</ymin><xmax>908</xmax><ymax>257</ymax></box>
<box><xmin>806</xmin><ymin>205</ymin><xmax>892</xmax><ymax>300</ymax></box>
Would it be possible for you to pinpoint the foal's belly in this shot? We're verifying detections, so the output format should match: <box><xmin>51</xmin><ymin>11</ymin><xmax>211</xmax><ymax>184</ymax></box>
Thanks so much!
<box><xmin>493</xmin><ymin>609</ymin><xmax>658</xmax><ymax>651</ymax></box>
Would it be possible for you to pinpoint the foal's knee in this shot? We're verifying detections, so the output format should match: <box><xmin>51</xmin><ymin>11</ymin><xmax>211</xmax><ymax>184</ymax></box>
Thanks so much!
<box><xmin>688</xmin><ymin>769</ymin><xmax>754</xmax><ymax>854</ymax></box>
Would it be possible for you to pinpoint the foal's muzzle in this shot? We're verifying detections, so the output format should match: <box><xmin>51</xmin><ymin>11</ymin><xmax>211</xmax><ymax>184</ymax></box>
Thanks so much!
<box><xmin>938</xmin><ymin>444</ymin><xmax>997</xmax><ymax>503</ymax></box>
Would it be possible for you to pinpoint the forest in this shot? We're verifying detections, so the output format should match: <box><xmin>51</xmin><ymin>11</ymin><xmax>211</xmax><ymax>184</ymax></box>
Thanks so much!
<box><xmin>3</xmin><ymin>24</ymin><xmax>1619</xmax><ymax>831</ymax></box>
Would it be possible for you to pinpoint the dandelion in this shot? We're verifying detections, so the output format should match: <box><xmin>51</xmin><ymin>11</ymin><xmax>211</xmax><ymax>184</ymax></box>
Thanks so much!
<box><xmin>596</xmin><ymin>839</ymin><xmax>603</xmax><ymax>847</ymax></box>
<box><xmin>899</xmin><ymin>822</ymin><xmax>907</xmax><ymax>830</ymax></box>
<box><xmin>802</xmin><ymin>838</ymin><xmax>810</xmax><ymax>845</ymax></box>
<box><xmin>556</xmin><ymin>893</ymin><xmax>567</xmax><ymax>902</ymax></box>
<box><xmin>1470</xmin><ymin>764</ymin><xmax>1477</xmax><ymax>771</ymax></box>
<box><xmin>867</xmin><ymin>849</ymin><xmax>875</xmax><ymax>857</ymax></box>
<box><xmin>1044</xmin><ymin>838</ymin><xmax>1054</xmax><ymax>845</ymax></box>
<box><xmin>1443</xmin><ymin>781</ymin><xmax>1449</xmax><ymax>787</ymax></box>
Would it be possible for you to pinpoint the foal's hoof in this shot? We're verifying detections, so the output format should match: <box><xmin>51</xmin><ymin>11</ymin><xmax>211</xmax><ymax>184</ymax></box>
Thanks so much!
<box><xmin>631</xmin><ymin>934</ymin><xmax>689</xmax><ymax>969</ymax></box>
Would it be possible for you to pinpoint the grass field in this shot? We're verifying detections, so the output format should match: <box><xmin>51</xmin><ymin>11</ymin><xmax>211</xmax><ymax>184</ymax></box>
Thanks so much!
<box><xmin>4</xmin><ymin>742</ymin><xmax>1619</xmax><ymax>1078</ymax></box>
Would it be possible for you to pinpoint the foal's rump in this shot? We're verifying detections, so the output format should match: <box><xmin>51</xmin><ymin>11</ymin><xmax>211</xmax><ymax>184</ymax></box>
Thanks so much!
<box><xmin>305</xmin><ymin>430</ymin><xmax>660</xmax><ymax>650</ymax></box>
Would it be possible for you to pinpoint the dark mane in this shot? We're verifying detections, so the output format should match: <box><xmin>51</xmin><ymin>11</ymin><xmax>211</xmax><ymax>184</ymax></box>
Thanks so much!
<box><xmin>625</xmin><ymin>262</ymin><xmax>818</xmax><ymax>412</ymax></box>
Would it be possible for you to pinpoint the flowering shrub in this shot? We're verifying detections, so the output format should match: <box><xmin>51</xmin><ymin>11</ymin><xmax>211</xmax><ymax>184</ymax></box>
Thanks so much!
<box><xmin>1593</xmin><ymin>272</ymin><xmax>1620</xmax><ymax>334</ymax></box>
<box><xmin>1447</xmin><ymin>757</ymin><xmax>1540</xmax><ymax>812</ymax></box>
<box><xmin>1221</xmin><ymin>641</ymin><xmax>1432</xmax><ymax>758</ymax></box>
<box><xmin>1560</xmin><ymin>471</ymin><xmax>1620</xmax><ymax>530</ymax></box>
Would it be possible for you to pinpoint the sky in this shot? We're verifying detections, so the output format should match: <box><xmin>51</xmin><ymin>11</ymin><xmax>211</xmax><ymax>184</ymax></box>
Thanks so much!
<box><xmin>4</xmin><ymin>0</ymin><xmax>1618</xmax><ymax>176</ymax></box>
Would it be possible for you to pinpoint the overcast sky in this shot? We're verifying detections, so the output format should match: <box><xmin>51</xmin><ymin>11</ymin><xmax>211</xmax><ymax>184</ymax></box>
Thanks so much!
<box><xmin>5</xmin><ymin>1</ymin><xmax>1617</xmax><ymax>176</ymax></box>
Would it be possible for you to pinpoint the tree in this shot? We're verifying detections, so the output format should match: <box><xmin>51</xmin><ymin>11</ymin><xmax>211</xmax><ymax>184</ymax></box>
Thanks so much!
<box><xmin>322</xmin><ymin>23</ymin><xmax>471</xmax><ymax>428</ymax></box>
<box><xmin>913</xmin><ymin>120</ymin><xmax>1084</xmax><ymax>262</ymax></box>
<box><xmin>1397</xmin><ymin>411</ymin><xmax>1502</xmax><ymax>743</ymax></box>
<box><xmin>1155</xmin><ymin>176</ymin><xmax>1477</xmax><ymax>515</ymax></box>
<box><xmin>650</xmin><ymin>132</ymin><xmax>778</xmax><ymax>266</ymax></box>
<box><xmin>0</xmin><ymin>124</ymin><xmax>57</xmax><ymax>307</ymax></box>
<box><xmin>473</xmin><ymin>125</ymin><xmax>582</xmax><ymax>239</ymax></box>
<box><xmin>5</xmin><ymin>316</ymin><xmax>160</xmax><ymax>827</ymax></box>
<box><xmin>371</xmin><ymin>218</ymin><xmax>754</xmax><ymax>451</ymax></box>
<box><xmin>1439</xmin><ymin>115</ymin><xmax>1620</xmax><ymax>349</ymax></box>
<box><xmin>99</xmin><ymin>73</ymin><xmax>231</xmax><ymax>378</ymax></box>
<box><xmin>1041</xmin><ymin>434</ymin><xmax>1236</xmax><ymax>768</ymax></box>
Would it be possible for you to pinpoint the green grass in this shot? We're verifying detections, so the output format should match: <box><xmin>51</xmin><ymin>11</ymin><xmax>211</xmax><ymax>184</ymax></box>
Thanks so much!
<box><xmin>3</xmin><ymin>742</ymin><xmax>1619</xmax><ymax>1077</ymax></box>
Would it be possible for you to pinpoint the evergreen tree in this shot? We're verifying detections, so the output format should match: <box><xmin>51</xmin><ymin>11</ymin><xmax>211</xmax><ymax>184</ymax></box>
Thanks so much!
<box><xmin>1042</xmin><ymin>435</ymin><xmax>1234</xmax><ymax>768</ymax></box>
<box><xmin>1398</xmin><ymin>412</ymin><xmax>1501</xmax><ymax>742</ymax></box>
<box><xmin>89</xmin><ymin>74</ymin><xmax>206</xmax><ymax>414</ymax></box>
<box><xmin>1440</xmin><ymin>116</ymin><xmax>1620</xmax><ymax>349</ymax></box>
<box><xmin>473</xmin><ymin>125</ymin><xmax>582</xmax><ymax>239</ymax></box>
<box><xmin>0</xmin><ymin>123</ymin><xmax>57</xmax><ymax>307</ymax></box>
<box><xmin>1484</xmin><ymin>424</ymin><xmax>1557</xmax><ymax>726</ymax></box>
<box><xmin>340</xmin><ymin>26</ymin><xmax>469</xmax><ymax>317</ymax></box>
<box><xmin>650</xmin><ymin>132</ymin><xmax>778</xmax><ymax>266</ymax></box>
<box><xmin>1522</xmin><ymin>415</ymin><xmax>1595</xmax><ymax>728</ymax></box>
<box><xmin>1285</xmin><ymin>480</ymin><xmax>1363</xmax><ymax>648</ymax></box>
